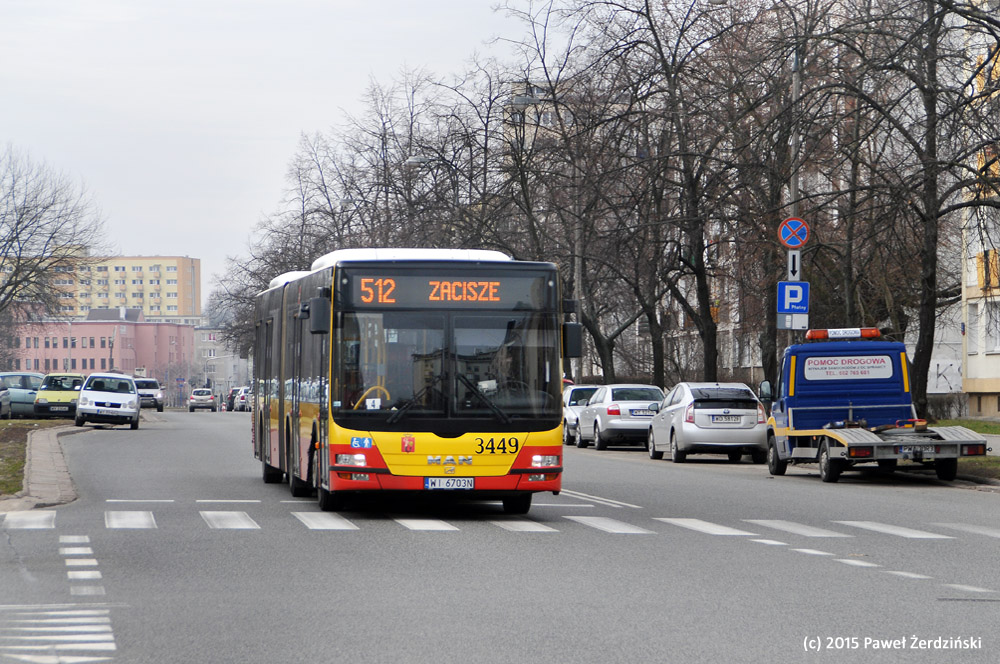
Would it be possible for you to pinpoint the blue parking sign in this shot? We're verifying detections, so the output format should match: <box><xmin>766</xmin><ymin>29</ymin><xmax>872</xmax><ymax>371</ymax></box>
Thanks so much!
<box><xmin>777</xmin><ymin>281</ymin><xmax>809</xmax><ymax>314</ymax></box>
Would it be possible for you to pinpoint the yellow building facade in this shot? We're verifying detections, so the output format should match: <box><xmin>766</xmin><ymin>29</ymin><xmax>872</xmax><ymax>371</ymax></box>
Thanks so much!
<box><xmin>52</xmin><ymin>255</ymin><xmax>201</xmax><ymax>319</ymax></box>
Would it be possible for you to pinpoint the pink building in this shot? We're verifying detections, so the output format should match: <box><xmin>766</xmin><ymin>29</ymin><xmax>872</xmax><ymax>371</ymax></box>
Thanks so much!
<box><xmin>8</xmin><ymin>310</ymin><xmax>195</xmax><ymax>389</ymax></box>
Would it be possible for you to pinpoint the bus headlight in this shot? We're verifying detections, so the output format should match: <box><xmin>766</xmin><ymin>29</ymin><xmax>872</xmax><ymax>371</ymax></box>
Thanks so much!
<box><xmin>336</xmin><ymin>454</ymin><xmax>367</xmax><ymax>467</ymax></box>
<box><xmin>531</xmin><ymin>455</ymin><xmax>559</xmax><ymax>468</ymax></box>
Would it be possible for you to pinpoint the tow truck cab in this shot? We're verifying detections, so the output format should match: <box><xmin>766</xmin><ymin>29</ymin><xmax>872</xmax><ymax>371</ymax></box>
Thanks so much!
<box><xmin>759</xmin><ymin>328</ymin><xmax>988</xmax><ymax>482</ymax></box>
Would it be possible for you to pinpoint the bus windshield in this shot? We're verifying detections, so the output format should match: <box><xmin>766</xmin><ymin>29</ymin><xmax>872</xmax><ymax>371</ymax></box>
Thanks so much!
<box><xmin>334</xmin><ymin>310</ymin><xmax>560</xmax><ymax>431</ymax></box>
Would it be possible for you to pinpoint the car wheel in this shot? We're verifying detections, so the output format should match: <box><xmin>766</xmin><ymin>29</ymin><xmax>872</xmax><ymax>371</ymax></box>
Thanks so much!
<box><xmin>647</xmin><ymin>429</ymin><xmax>663</xmax><ymax>460</ymax></box>
<box><xmin>728</xmin><ymin>451</ymin><xmax>743</xmax><ymax>463</ymax></box>
<box><xmin>750</xmin><ymin>448</ymin><xmax>767</xmax><ymax>464</ymax></box>
<box><xmin>935</xmin><ymin>458</ymin><xmax>958</xmax><ymax>482</ymax></box>
<box><xmin>670</xmin><ymin>432</ymin><xmax>686</xmax><ymax>463</ymax></box>
<box><xmin>189</xmin><ymin>407</ymin><xmax>194</xmax><ymax>412</ymax></box>
<box><xmin>130</xmin><ymin>417</ymin><xmax>139</xmax><ymax>430</ymax></box>
<box><xmin>74</xmin><ymin>415</ymin><xmax>85</xmax><ymax>427</ymax></box>
<box><xmin>157</xmin><ymin>404</ymin><xmax>164</xmax><ymax>413</ymax></box>
<box><xmin>593</xmin><ymin>423</ymin><xmax>608</xmax><ymax>450</ymax></box>
<box><xmin>766</xmin><ymin>435</ymin><xmax>787</xmax><ymax>475</ymax></box>
<box><xmin>574</xmin><ymin>426</ymin><xmax>588</xmax><ymax>449</ymax></box>
<box><xmin>563</xmin><ymin>424</ymin><xmax>572</xmax><ymax>446</ymax></box>
<box><xmin>819</xmin><ymin>440</ymin><xmax>843</xmax><ymax>483</ymax></box>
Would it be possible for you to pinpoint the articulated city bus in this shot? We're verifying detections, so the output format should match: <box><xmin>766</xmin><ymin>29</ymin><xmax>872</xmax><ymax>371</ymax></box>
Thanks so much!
<box><xmin>252</xmin><ymin>248</ymin><xmax>581</xmax><ymax>514</ymax></box>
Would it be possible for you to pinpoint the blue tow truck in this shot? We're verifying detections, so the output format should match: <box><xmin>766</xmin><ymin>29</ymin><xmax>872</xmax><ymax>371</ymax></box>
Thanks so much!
<box><xmin>759</xmin><ymin>328</ymin><xmax>989</xmax><ymax>483</ymax></box>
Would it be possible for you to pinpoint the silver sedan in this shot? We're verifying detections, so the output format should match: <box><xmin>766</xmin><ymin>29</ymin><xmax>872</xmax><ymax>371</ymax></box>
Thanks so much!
<box><xmin>647</xmin><ymin>382</ymin><xmax>767</xmax><ymax>463</ymax></box>
<box><xmin>576</xmin><ymin>384</ymin><xmax>664</xmax><ymax>450</ymax></box>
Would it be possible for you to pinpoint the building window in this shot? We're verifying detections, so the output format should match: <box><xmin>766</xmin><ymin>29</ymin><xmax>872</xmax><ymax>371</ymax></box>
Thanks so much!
<box><xmin>44</xmin><ymin>359</ymin><xmax>50</xmax><ymax>371</ymax></box>
<box><xmin>33</xmin><ymin>337</ymin><xmax>38</xmax><ymax>349</ymax></box>
<box><xmin>167</xmin><ymin>266</ymin><xmax>177</xmax><ymax>272</ymax></box>
<box><xmin>986</xmin><ymin>302</ymin><xmax>1000</xmax><ymax>352</ymax></box>
<box><xmin>132</xmin><ymin>266</ymin><xmax>143</xmax><ymax>272</ymax></box>
<box><xmin>44</xmin><ymin>338</ymin><xmax>50</xmax><ymax>349</ymax></box>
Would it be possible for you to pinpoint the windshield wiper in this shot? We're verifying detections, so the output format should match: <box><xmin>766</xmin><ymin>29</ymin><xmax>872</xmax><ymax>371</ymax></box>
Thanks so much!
<box><xmin>456</xmin><ymin>374</ymin><xmax>512</xmax><ymax>424</ymax></box>
<box><xmin>386</xmin><ymin>375</ymin><xmax>443</xmax><ymax>425</ymax></box>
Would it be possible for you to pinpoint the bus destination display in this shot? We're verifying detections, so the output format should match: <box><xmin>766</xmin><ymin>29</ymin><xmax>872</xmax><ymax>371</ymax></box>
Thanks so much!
<box><xmin>342</xmin><ymin>270</ymin><xmax>554</xmax><ymax>309</ymax></box>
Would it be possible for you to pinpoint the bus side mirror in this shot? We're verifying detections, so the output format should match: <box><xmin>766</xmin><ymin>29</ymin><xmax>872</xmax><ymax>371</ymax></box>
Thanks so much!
<box><xmin>563</xmin><ymin>322</ymin><xmax>583</xmax><ymax>358</ymax></box>
<box><xmin>309</xmin><ymin>297</ymin><xmax>330</xmax><ymax>335</ymax></box>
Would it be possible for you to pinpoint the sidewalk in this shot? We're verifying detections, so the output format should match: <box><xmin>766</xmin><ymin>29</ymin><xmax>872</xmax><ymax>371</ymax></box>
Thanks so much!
<box><xmin>0</xmin><ymin>426</ymin><xmax>78</xmax><ymax>513</ymax></box>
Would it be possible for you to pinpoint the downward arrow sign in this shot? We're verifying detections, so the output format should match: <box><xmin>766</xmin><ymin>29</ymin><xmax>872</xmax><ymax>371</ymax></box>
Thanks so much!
<box><xmin>787</xmin><ymin>250</ymin><xmax>801</xmax><ymax>281</ymax></box>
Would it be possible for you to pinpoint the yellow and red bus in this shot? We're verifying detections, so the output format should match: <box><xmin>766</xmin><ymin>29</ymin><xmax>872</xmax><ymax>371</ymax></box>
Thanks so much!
<box><xmin>252</xmin><ymin>248</ymin><xmax>581</xmax><ymax>514</ymax></box>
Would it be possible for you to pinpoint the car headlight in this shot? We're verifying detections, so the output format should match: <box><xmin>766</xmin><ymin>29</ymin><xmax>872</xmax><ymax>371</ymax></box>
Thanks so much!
<box><xmin>78</xmin><ymin>396</ymin><xmax>89</xmax><ymax>406</ymax></box>
<box><xmin>127</xmin><ymin>400</ymin><xmax>137</xmax><ymax>409</ymax></box>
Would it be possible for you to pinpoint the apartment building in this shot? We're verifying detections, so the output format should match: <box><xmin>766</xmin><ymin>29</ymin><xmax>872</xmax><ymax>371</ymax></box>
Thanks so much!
<box><xmin>52</xmin><ymin>255</ymin><xmax>201</xmax><ymax>319</ymax></box>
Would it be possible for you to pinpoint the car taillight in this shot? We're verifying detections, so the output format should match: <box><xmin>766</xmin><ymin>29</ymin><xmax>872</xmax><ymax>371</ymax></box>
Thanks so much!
<box><xmin>685</xmin><ymin>404</ymin><xmax>695</xmax><ymax>423</ymax></box>
<box><xmin>757</xmin><ymin>403</ymin><xmax>766</xmax><ymax>424</ymax></box>
<box><xmin>607</xmin><ymin>404</ymin><xmax>621</xmax><ymax>416</ymax></box>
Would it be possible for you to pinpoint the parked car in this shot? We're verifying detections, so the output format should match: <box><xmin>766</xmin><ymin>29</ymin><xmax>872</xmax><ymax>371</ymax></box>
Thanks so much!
<box><xmin>575</xmin><ymin>384</ymin><xmax>664</xmax><ymax>450</ymax></box>
<box><xmin>225</xmin><ymin>387</ymin><xmax>240</xmax><ymax>411</ymax></box>
<box><xmin>34</xmin><ymin>373</ymin><xmax>85</xmax><ymax>417</ymax></box>
<box><xmin>235</xmin><ymin>386</ymin><xmax>251</xmax><ymax>411</ymax></box>
<box><xmin>189</xmin><ymin>388</ymin><xmax>217</xmax><ymax>412</ymax></box>
<box><xmin>562</xmin><ymin>384</ymin><xmax>600</xmax><ymax>445</ymax></box>
<box><xmin>0</xmin><ymin>372</ymin><xmax>42</xmax><ymax>418</ymax></box>
<box><xmin>75</xmin><ymin>373</ymin><xmax>140</xmax><ymax>430</ymax></box>
<box><xmin>133</xmin><ymin>378</ymin><xmax>165</xmax><ymax>412</ymax></box>
<box><xmin>647</xmin><ymin>382</ymin><xmax>767</xmax><ymax>463</ymax></box>
<box><xmin>0</xmin><ymin>381</ymin><xmax>10</xmax><ymax>419</ymax></box>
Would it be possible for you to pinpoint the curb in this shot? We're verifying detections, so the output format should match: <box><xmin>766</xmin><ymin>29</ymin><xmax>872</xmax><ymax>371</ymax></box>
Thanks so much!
<box><xmin>0</xmin><ymin>426</ymin><xmax>80</xmax><ymax>514</ymax></box>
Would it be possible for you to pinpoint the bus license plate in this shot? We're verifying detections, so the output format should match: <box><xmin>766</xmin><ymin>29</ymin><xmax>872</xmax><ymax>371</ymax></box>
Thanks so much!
<box><xmin>425</xmin><ymin>478</ymin><xmax>474</xmax><ymax>490</ymax></box>
<box><xmin>712</xmin><ymin>415</ymin><xmax>740</xmax><ymax>423</ymax></box>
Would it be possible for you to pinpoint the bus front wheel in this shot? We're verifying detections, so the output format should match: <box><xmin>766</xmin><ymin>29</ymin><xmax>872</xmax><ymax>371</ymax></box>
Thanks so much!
<box><xmin>318</xmin><ymin>487</ymin><xmax>347</xmax><ymax>512</ymax></box>
<box><xmin>502</xmin><ymin>493</ymin><xmax>532</xmax><ymax>515</ymax></box>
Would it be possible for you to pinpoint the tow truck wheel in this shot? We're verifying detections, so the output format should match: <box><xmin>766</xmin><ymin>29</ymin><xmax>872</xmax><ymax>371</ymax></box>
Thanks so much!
<box><xmin>766</xmin><ymin>435</ymin><xmax>787</xmax><ymax>476</ymax></box>
<box><xmin>647</xmin><ymin>430</ymin><xmax>663</xmax><ymax>460</ymax></box>
<box><xmin>935</xmin><ymin>458</ymin><xmax>958</xmax><ymax>482</ymax></box>
<box><xmin>819</xmin><ymin>441</ymin><xmax>842</xmax><ymax>483</ymax></box>
<box><xmin>670</xmin><ymin>432</ymin><xmax>686</xmax><ymax>463</ymax></box>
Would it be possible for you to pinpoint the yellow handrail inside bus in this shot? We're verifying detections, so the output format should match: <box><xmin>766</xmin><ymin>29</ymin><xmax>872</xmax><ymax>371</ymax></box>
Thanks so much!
<box><xmin>353</xmin><ymin>385</ymin><xmax>391</xmax><ymax>409</ymax></box>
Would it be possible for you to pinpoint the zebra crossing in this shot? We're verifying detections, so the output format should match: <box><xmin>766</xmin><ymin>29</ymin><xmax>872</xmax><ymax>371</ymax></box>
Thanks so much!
<box><xmin>3</xmin><ymin>508</ymin><xmax>998</xmax><ymax>541</ymax></box>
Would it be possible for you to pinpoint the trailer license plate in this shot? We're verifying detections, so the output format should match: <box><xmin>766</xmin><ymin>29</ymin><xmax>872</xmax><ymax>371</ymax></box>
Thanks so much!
<box><xmin>901</xmin><ymin>445</ymin><xmax>934</xmax><ymax>454</ymax></box>
<box><xmin>712</xmin><ymin>415</ymin><xmax>740</xmax><ymax>423</ymax></box>
<box><xmin>425</xmin><ymin>477</ymin><xmax>474</xmax><ymax>490</ymax></box>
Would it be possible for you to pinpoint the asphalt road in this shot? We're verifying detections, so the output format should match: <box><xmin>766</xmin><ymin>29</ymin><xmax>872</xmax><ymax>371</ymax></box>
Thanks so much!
<box><xmin>2</xmin><ymin>412</ymin><xmax>999</xmax><ymax>663</ymax></box>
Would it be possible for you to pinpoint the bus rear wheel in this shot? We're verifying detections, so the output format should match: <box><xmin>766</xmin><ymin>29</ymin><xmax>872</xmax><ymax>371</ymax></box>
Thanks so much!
<box><xmin>262</xmin><ymin>460</ymin><xmax>283</xmax><ymax>484</ymax></box>
<box><xmin>502</xmin><ymin>493</ymin><xmax>532</xmax><ymax>515</ymax></box>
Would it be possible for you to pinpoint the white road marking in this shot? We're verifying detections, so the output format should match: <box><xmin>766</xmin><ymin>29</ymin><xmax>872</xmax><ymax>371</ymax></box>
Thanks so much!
<box><xmin>292</xmin><ymin>512</ymin><xmax>359</xmax><ymax>530</ymax></box>
<box><xmin>751</xmin><ymin>539</ymin><xmax>788</xmax><ymax>546</ymax></box>
<box><xmin>2</xmin><ymin>512</ymin><xmax>56</xmax><ymax>529</ymax></box>
<box><xmin>745</xmin><ymin>519</ymin><xmax>853</xmax><ymax>538</ymax></box>
<box><xmin>792</xmin><ymin>549</ymin><xmax>834</xmax><ymax>556</ymax></box>
<box><xmin>835</xmin><ymin>559</ymin><xmax>880</xmax><ymax>568</ymax></box>
<box><xmin>490</xmin><ymin>519</ymin><xmax>558</xmax><ymax>532</ymax></box>
<box><xmin>58</xmin><ymin>549</ymin><xmax>93</xmax><ymax>557</ymax></box>
<box><xmin>196</xmin><ymin>500</ymin><xmax>261</xmax><ymax>504</ymax></box>
<box><xmin>564</xmin><ymin>516</ymin><xmax>654</xmax><ymax>534</ymax></box>
<box><xmin>200</xmin><ymin>511</ymin><xmax>260</xmax><ymax>529</ymax></box>
<box><xmin>930</xmin><ymin>523</ymin><xmax>1000</xmax><ymax>538</ymax></box>
<box><xmin>941</xmin><ymin>584</ymin><xmax>995</xmax><ymax>594</ymax></box>
<box><xmin>559</xmin><ymin>490</ymin><xmax>641</xmax><ymax>509</ymax></box>
<box><xmin>68</xmin><ymin>588</ymin><xmax>105</xmax><ymax>597</ymax></box>
<box><xmin>58</xmin><ymin>537</ymin><xmax>89</xmax><ymax>544</ymax></box>
<box><xmin>834</xmin><ymin>521</ymin><xmax>953</xmax><ymax>539</ymax></box>
<box><xmin>884</xmin><ymin>571</ymin><xmax>933</xmax><ymax>580</ymax></box>
<box><xmin>3</xmin><ymin>625</ymin><xmax>112</xmax><ymax>633</ymax></box>
<box><xmin>654</xmin><ymin>518</ymin><xmax>756</xmax><ymax>536</ymax></box>
<box><xmin>393</xmin><ymin>518</ymin><xmax>459</xmax><ymax>531</ymax></box>
<box><xmin>104</xmin><ymin>511</ymin><xmax>157</xmax><ymax>529</ymax></box>
<box><xmin>5</xmin><ymin>618</ymin><xmax>111</xmax><ymax>625</ymax></box>
<box><xmin>0</xmin><ymin>634</ymin><xmax>114</xmax><ymax>643</ymax></box>
<box><xmin>66</xmin><ymin>572</ymin><xmax>102</xmax><ymax>581</ymax></box>
<box><xmin>105</xmin><ymin>499</ymin><xmax>174</xmax><ymax>503</ymax></box>
<box><xmin>64</xmin><ymin>560</ymin><xmax>98</xmax><ymax>568</ymax></box>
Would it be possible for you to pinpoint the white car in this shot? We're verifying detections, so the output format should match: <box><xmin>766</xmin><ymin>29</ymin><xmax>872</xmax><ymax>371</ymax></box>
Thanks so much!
<box><xmin>75</xmin><ymin>373</ymin><xmax>140</xmax><ymax>430</ymax></box>
<box><xmin>647</xmin><ymin>382</ymin><xmax>767</xmax><ymax>463</ymax></box>
<box><xmin>575</xmin><ymin>384</ymin><xmax>664</xmax><ymax>450</ymax></box>
<box><xmin>562</xmin><ymin>384</ymin><xmax>600</xmax><ymax>445</ymax></box>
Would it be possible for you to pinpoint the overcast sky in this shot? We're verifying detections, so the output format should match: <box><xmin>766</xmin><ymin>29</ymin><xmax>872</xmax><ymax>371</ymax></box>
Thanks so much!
<box><xmin>1</xmin><ymin>0</ymin><xmax>524</xmax><ymax>304</ymax></box>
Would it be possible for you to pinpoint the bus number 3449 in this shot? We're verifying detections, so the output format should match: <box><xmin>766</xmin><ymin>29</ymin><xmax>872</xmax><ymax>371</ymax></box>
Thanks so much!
<box><xmin>476</xmin><ymin>438</ymin><xmax>519</xmax><ymax>454</ymax></box>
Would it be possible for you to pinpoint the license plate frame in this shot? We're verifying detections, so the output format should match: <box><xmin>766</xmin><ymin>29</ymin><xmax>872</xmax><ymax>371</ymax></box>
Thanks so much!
<box><xmin>49</xmin><ymin>406</ymin><xmax>69</xmax><ymax>412</ymax></box>
<box><xmin>425</xmin><ymin>477</ymin><xmax>475</xmax><ymax>490</ymax></box>
<box><xmin>97</xmin><ymin>408</ymin><xmax>121</xmax><ymax>416</ymax></box>
<box><xmin>711</xmin><ymin>415</ymin><xmax>741</xmax><ymax>424</ymax></box>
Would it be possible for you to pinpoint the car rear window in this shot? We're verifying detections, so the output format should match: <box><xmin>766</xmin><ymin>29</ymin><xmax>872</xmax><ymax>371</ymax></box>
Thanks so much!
<box><xmin>568</xmin><ymin>387</ymin><xmax>598</xmax><ymax>405</ymax></box>
<box><xmin>135</xmin><ymin>380</ymin><xmax>159</xmax><ymax>389</ymax></box>
<box><xmin>691</xmin><ymin>387</ymin><xmax>757</xmax><ymax>409</ymax></box>
<box><xmin>193</xmin><ymin>389</ymin><xmax>212</xmax><ymax>396</ymax></box>
<box><xmin>610</xmin><ymin>387</ymin><xmax>663</xmax><ymax>402</ymax></box>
